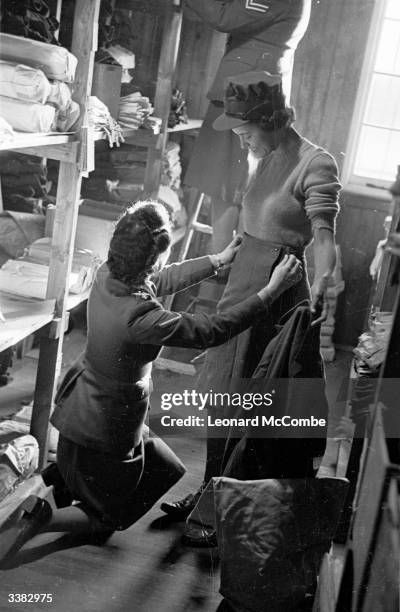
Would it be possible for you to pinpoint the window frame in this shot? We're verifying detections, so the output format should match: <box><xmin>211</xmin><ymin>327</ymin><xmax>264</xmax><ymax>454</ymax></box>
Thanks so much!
<box><xmin>342</xmin><ymin>0</ymin><xmax>397</xmax><ymax>199</ymax></box>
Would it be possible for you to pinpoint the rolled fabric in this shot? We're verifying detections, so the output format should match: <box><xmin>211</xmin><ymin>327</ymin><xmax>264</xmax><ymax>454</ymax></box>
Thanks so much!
<box><xmin>0</xmin><ymin>33</ymin><xmax>78</xmax><ymax>82</ymax></box>
<box><xmin>0</xmin><ymin>95</ymin><xmax>55</xmax><ymax>132</ymax></box>
<box><xmin>0</xmin><ymin>60</ymin><xmax>51</xmax><ymax>103</ymax></box>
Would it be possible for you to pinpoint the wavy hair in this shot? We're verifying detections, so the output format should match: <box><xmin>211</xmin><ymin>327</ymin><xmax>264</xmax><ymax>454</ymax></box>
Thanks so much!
<box><xmin>107</xmin><ymin>201</ymin><xmax>172</xmax><ymax>288</ymax></box>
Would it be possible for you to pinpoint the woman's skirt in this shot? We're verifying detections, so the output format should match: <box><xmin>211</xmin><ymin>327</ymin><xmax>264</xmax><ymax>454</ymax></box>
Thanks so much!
<box><xmin>184</xmin><ymin>101</ymin><xmax>247</xmax><ymax>203</ymax></box>
<box><xmin>198</xmin><ymin>232</ymin><xmax>311</xmax><ymax>396</ymax></box>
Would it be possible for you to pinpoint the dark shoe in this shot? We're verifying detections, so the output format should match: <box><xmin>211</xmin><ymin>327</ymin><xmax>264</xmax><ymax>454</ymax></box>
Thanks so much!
<box><xmin>160</xmin><ymin>483</ymin><xmax>205</xmax><ymax>521</ymax></box>
<box><xmin>0</xmin><ymin>495</ymin><xmax>52</xmax><ymax>562</ymax></box>
<box><xmin>42</xmin><ymin>462</ymin><xmax>73</xmax><ymax>508</ymax></box>
<box><xmin>181</xmin><ymin>524</ymin><xmax>217</xmax><ymax>548</ymax></box>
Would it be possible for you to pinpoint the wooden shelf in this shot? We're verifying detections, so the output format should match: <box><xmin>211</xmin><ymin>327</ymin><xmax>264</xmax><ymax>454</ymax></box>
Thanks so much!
<box><xmin>0</xmin><ymin>289</ymin><xmax>89</xmax><ymax>352</ymax></box>
<box><xmin>168</xmin><ymin>119</ymin><xmax>203</xmax><ymax>133</ymax></box>
<box><xmin>0</xmin><ymin>132</ymin><xmax>78</xmax><ymax>162</ymax></box>
<box><xmin>0</xmin><ymin>294</ymin><xmax>55</xmax><ymax>352</ymax></box>
<box><xmin>120</xmin><ymin>120</ymin><xmax>202</xmax><ymax>148</ymax></box>
<box><xmin>121</xmin><ymin>128</ymin><xmax>161</xmax><ymax>148</ymax></box>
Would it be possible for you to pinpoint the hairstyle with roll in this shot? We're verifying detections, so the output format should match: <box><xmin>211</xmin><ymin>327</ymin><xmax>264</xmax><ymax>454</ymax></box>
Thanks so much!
<box><xmin>228</xmin><ymin>79</ymin><xmax>295</xmax><ymax>131</ymax></box>
<box><xmin>107</xmin><ymin>201</ymin><xmax>172</xmax><ymax>288</ymax></box>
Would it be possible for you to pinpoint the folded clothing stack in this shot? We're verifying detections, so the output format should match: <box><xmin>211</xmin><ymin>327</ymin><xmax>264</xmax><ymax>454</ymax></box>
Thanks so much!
<box><xmin>0</xmin><ymin>152</ymin><xmax>49</xmax><ymax>213</ymax></box>
<box><xmin>0</xmin><ymin>33</ymin><xmax>77</xmax><ymax>81</ymax></box>
<box><xmin>0</xmin><ymin>238</ymin><xmax>100</xmax><ymax>300</ymax></box>
<box><xmin>0</xmin><ymin>0</ymin><xmax>60</xmax><ymax>45</ymax></box>
<box><xmin>118</xmin><ymin>92</ymin><xmax>154</xmax><ymax>130</ymax></box>
<box><xmin>110</xmin><ymin>141</ymin><xmax>183</xmax><ymax>191</ymax></box>
<box><xmin>0</xmin><ymin>34</ymin><xmax>79</xmax><ymax>133</ymax></box>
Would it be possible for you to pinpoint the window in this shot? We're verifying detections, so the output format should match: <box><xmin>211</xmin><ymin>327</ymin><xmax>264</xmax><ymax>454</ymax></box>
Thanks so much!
<box><xmin>343</xmin><ymin>0</ymin><xmax>400</xmax><ymax>193</ymax></box>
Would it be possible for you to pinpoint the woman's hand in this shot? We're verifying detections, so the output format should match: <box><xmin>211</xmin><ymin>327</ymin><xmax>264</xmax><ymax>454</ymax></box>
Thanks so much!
<box><xmin>258</xmin><ymin>254</ymin><xmax>303</xmax><ymax>303</ymax></box>
<box><xmin>310</xmin><ymin>275</ymin><xmax>330</xmax><ymax>326</ymax></box>
<box><xmin>216</xmin><ymin>234</ymin><xmax>243</xmax><ymax>267</ymax></box>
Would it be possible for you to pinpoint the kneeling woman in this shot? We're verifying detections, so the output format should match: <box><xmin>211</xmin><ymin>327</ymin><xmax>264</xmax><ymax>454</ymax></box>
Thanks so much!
<box><xmin>1</xmin><ymin>201</ymin><xmax>302</xmax><ymax>558</ymax></box>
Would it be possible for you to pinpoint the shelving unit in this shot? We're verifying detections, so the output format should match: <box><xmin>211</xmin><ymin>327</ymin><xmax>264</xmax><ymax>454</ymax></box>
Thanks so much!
<box><xmin>0</xmin><ymin>0</ymin><xmax>102</xmax><ymax>477</ymax></box>
<box><xmin>1</xmin><ymin>0</ymin><xmax>188</xmax><ymax>473</ymax></box>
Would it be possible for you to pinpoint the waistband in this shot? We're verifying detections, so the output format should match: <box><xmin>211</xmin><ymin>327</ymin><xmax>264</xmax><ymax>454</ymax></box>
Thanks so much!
<box><xmin>242</xmin><ymin>232</ymin><xmax>305</xmax><ymax>257</ymax></box>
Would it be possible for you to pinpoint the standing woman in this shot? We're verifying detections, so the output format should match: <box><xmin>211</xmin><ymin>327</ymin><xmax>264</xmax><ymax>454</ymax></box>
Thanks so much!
<box><xmin>184</xmin><ymin>0</ymin><xmax>312</xmax><ymax>252</ymax></box>
<box><xmin>0</xmin><ymin>201</ymin><xmax>302</xmax><ymax>560</ymax></box>
<box><xmin>162</xmin><ymin>72</ymin><xmax>342</xmax><ymax>521</ymax></box>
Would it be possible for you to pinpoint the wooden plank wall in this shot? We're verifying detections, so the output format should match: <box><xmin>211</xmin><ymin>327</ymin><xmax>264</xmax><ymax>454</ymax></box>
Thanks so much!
<box><xmin>175</xmin><ymin>18</ymin><xmax>226</xmax><ymax>119</ymax></box>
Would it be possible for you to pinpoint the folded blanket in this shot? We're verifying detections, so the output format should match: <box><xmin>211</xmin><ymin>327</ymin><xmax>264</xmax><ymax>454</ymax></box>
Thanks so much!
<box><xmin>0</xmin><ymin>60</ymin><xmax>51</xmax><ymax>103</ymax></box>
<box><xmin>0</xmin><ymin>33</ymin><xmax>77</xmax><ymax>82</ymax></box>
<box><xmin>0</xmin><ymin>95</ymin><xmax>55</xmax><ymax>132</ymax></box>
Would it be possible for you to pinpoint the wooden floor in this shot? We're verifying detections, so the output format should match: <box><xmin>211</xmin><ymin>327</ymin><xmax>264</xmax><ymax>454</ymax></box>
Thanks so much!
<box><xmin>0</xmin><ymin>436</ymin><xmax>222</xmax><ymax>612</ymax></box>
<box><xmin>0</xmin><ymin>313</ymin><xmax>352</xmax><ymax>612</ymax></box>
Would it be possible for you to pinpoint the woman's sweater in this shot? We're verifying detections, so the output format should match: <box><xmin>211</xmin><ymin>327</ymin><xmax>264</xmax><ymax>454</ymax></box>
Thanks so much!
<box><xmin>242</xmin><ymin>131</ymin><xmax>342</xmax><ymax>249</ymax></box>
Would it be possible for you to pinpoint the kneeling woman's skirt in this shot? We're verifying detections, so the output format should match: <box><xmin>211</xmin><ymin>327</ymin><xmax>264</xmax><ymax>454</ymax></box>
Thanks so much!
<box><xmin>57</xmin><ymin>425</ymin><xmax>185</xmax><ymax>530</ymax></box>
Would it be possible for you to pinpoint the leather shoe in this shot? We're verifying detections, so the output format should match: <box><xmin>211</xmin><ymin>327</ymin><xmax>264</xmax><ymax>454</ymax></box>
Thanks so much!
<box><xmin>160</xmin><ymin>483</ymin><xmax>205</xmax><ymax>521</ymax></box>
<box><xmin>0</xmin><ymin>495</ymin><xmax>52</xmax><ymax>562</ymax></box>
<box><xmin>181</xmin><ymin>524</ymin><xmax>217</xmax><ymax>548</ymax></box>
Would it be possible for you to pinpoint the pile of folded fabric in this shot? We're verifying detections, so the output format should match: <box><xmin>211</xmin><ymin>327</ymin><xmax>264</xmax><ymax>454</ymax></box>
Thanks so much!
<box><xmin>0</xmin><ymin>152</ymin><xmax>49</xmax><ymax>213</ymax></box>
<box><xmin>0</xmin><ymin>237</ymin><xmax>100</xmax><ymax>300</ymax></box>
<box><xmin>0</xmin><ymin>0</ymin><xmax>60</xmax><ymax>45</ymax></box>
<box><xmin>0</xmin><ymin>33</ymin><xmax>79</xmax><ymax>133</ymax></box>
<box><xmin>118</xmin><ymin>92</ymin><xmax>155</xmax><ymax>130</ymax></box>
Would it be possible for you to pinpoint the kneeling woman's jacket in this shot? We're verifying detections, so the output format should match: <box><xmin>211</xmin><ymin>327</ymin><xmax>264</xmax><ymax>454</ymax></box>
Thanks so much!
<box><xmin>51</xmin><ymin>256</ymin><xmax>267</xmax><ymax>456</ymax></box>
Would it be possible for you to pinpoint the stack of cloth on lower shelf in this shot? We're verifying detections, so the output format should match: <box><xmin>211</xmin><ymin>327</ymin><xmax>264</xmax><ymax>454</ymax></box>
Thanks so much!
<box><xmin>79</xmin><ymin>140</ymin><xmax>184</xmax><ymax>207</ymax></box>
<box><xmin>0</xmin><ymin>237</ymin><xmax>100</xmax><ymax>300</ymax></box>
<box><xmin>0</xmin><ymin>33</ymin><xmax>79</xmax><ymax>133</ymax></box>
<box><xmin>0</xmin><ymin>152</ymin><xmax>49</xmax><ymax>213</ymax></box>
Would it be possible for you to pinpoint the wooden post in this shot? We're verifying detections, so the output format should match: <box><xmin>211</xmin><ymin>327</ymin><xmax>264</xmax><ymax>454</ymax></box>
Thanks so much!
<box><xmin>143</xmin><ymin>1</ymin><xmax>183</xmax><ymax>197</ymax></box>
<box><xmin>31</xmin><ymin>0</ymin><xmax>101</xmax><ymax>468</ymax></box>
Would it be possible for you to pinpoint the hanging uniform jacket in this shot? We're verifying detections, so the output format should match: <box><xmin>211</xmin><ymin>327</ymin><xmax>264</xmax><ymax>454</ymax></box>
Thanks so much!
<box><xmin>184</xmin><ymin>0</ymin><xmax>311</xmax><ymax>100</ymax></box>
<box><xmin>223</xmin><ymin>304</ymin><xmax>328</xmax><ymax>479</ymax></box>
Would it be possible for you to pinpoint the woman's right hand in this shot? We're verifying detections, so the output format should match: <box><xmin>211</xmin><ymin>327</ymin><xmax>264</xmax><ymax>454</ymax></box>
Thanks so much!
<box><xmin>258</xmin><ymin>254</ymin><xmax>303</xmax><ymax>303</ymax></box>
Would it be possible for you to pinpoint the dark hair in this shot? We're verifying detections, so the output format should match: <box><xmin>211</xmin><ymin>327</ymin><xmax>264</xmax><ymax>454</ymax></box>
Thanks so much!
<box><xmin>247</xmin><ymin>105</ymin><xmax>296</xmax><ymax>131</ymax></box>
<box><xmin>107</xmin><ymin>201</ymin><xmax>172</xmax><ymax>288</ymax></box>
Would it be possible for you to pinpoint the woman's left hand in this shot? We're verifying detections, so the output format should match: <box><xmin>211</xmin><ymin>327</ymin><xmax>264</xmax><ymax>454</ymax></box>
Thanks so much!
<box><xmin>217</xmin><ymin>234</ymin><xmax>243</xmax><ymax>266</ymax></box>
<box><xmin>310</xmin><ymin>275</ymin><xmax>330</xmax><ymax>326</ymax></box>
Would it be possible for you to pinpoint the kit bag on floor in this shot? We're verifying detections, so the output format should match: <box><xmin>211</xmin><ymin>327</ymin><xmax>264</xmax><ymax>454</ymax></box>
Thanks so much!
<box><xmin>214</xmin><ymin>476</ymin><xmax>348</xmax><ymax>612</ymax></box>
